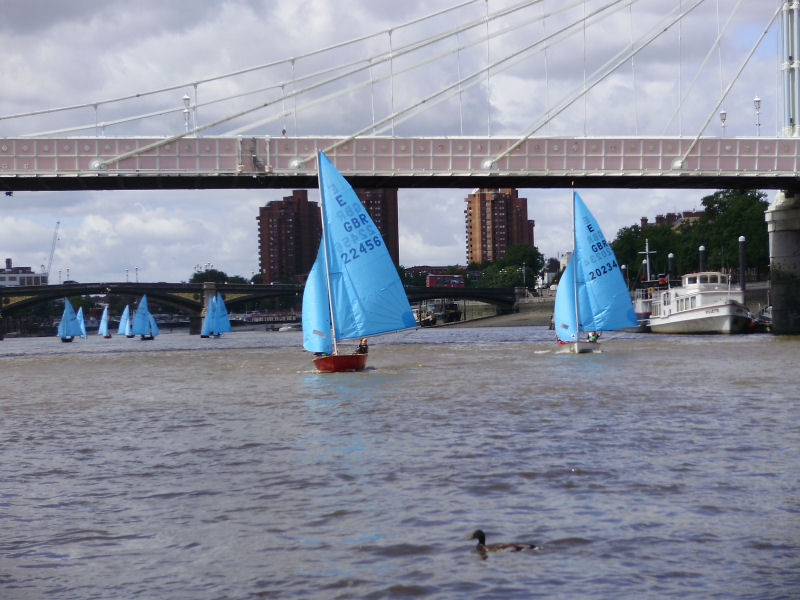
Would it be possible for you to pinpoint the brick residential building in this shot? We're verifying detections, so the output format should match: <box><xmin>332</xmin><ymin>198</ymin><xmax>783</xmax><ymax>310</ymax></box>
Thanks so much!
<box><xmin>257</xmin><ymin>188</ymin><xmax>400</xmax><ymax>283</ymax></box>
<box><xmin>464</xmin><ymin>188</ymin><xmax>535</xmax><ymax>264</ymax></box>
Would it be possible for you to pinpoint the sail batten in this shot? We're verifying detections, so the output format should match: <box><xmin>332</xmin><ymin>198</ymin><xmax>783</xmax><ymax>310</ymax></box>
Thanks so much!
<box><xmin>554</xmin><ymin>192</ymin><xmax>637</xmax><ymax>342</ymax></box>
<box><xmin>303</xmin><ymin>151</ymin><xmax>416</xmax><ymax>356</ymax></box>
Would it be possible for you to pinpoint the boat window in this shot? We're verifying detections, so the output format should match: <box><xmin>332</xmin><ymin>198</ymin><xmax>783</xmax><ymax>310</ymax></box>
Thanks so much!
<box><xmin>691</xmin><ymin>296</ymin><xmax>696</xmax><ymax>309</ymax></box>
<box><xmin>686</xmin><ymin>276</ymin><xmax>697</xmax><ymax>284</ymax></box>
<box><xmin>699</xmin><ymin>275</ymin><xmax>709</xmax><ymax>283</ymax></box>
<box><xmin>709</xmin><ymin>275</ymin><xmax>718</xmax><ymax>283</ymax></box>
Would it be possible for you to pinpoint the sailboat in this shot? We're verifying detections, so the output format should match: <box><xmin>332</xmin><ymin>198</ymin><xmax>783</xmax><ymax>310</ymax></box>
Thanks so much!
<box><xmin>553</xmin><ymin>191</ymin><xmax>637</xmax><ymax>353</ymax></box>
<box><xmin>200</xmin><ymin>293</ymin><xmax>232</xmax><ymax>338</ymax></box>
<box><xmin>98</xmin><ymin>306</ymin><xmax>112</xmax><ymax>338</ymax></box>
<box><xmin>302</xmin><ymin>150</ymin><xmax>417</xmax><ymax>372</ymax></box>
<box><xmin>57</xmin><ymin>298</ymin><xmax>83</xmax><ymax>342</ymax></box>
<box><xmin>76</xmin><ymin>306</ymin><xmax>88</xmax><ymax>339</ymax></box>
<box><xmin>131</xmin><ymin>294</ymin><xmax>159</xmax><ymax>340</ymax></box>
<box><xmin>117</xmin><ymin>305</ymin><xmax>134</xmax><ymax>338</ymax></box>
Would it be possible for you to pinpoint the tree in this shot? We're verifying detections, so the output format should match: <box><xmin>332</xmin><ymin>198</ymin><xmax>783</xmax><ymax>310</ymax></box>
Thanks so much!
<box><xmin>611</xmin><ymin>189</ymin><xmax>769</xmax><ymax>281</ymax></box>
<box><xmin>189</xmin><ymin>269</ymin><xmax>248</xmax><ymax>284</ymax></box>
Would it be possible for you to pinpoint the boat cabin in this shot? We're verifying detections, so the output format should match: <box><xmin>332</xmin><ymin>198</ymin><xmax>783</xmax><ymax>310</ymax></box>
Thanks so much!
<box><xmin>650</xmin><ymin>271</ymin><xmax>743</xmax><ymax>319</ymax></box>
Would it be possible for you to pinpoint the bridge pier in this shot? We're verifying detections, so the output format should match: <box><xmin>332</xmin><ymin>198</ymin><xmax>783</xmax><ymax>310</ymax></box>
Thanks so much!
<box><xmin>765</xmin><ymin>190</ymin><xmax>800</xmax><ymax>333</ymax></box>
<box><xmin>190</xmin><ymin>282</ymin><xmax>217</xmax><ymax>335</ymax></box>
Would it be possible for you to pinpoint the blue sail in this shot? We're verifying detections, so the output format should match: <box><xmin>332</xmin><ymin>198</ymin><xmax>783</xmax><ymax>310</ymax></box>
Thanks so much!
<box><xmin>302</xmin><ymin>151</ymin><xmax>416</xmax><ymax>353</ymax></box>
<box><xmin>148</xmin><ymin>313</ymin><xmax>160</xmax><ymax>337</ymax></box>
<box><xmin>117</xmin><ymin>305</ymin><xmax>132</xmax><ymax>336</ymax></box>
<box><xmin>57</xmin><ymin>298</ymin><xmax>83</xmax><ymax>339</ymax></box>
<box><xmin>76</xmin><ymin>306</ymin><xmax>87</xmax><ymax>338</ymax></box>
<box><xmin>214</xmin><ymin>293</ymin><xmax>232</xmax><ymax>334</ymax></box>
<box><xmin>98</xmin><ymin>306</ymin><xmax>110</xmax><ymax>337</ymax></box>
<box><xmin>554</xmin><ymin>192</ymin><xmax>636</xmax><ymax>341</ymax></box>
<box><xmin>132</xmin><ymin>294</ymin><xmax>157</xmax><ymax>336</ymax></box>
<box><xmin>200</xmin><ymin>295</ymin><xmax>216</xmax><ymax>337</ymax></box>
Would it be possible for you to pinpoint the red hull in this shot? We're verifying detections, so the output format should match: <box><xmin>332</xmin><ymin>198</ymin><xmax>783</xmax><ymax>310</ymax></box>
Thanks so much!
<box><xmin>312</xmin><ymin>353</ymin><xmax>368</xmax><ymax>372</ymax></box>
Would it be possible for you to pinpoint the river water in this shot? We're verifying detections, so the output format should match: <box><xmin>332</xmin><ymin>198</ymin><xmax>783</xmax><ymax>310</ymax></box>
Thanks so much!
<box><xmin>1</xmin><ymin>327</ymin><xmax>798</xmax><ymax>599</ymax></box>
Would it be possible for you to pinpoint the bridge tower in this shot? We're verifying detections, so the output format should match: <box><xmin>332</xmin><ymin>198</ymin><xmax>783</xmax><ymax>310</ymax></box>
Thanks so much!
<box><xmin>765</xmin><ymin>2</ymin><xmax>800</xmax><ymax>333</ymax></box>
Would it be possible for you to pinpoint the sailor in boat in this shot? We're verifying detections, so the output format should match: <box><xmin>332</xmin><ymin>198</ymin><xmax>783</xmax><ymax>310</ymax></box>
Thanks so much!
<box><xmin>355</xmin><ymin>338</ymin><xmax>368</xmax><ymax>354</ymax></box>
<box><xmin>587</xmin><ymin>331</ymin><xmax>600</xmax><ymax>342</ymax></box>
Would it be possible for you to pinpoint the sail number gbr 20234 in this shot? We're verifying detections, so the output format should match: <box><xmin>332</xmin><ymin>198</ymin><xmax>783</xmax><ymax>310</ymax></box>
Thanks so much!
<box><xmin>587</xmin><ymin>238</ymin><xmax>619</xmax><ymax>281</ymax></box>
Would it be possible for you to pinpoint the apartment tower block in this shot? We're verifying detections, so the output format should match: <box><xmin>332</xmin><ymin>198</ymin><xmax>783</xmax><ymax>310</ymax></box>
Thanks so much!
<box><xmin>464</xmin><ymin>188</ymin><xmax>535</xmax><ymax>264</ymax></box>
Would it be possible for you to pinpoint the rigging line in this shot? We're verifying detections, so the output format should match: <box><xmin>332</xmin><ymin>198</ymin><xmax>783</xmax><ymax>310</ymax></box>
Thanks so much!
<box><xmin>492</xmin><ymin>0</ymin><xmax>703</xmax><ymax>164</ymax></box>
<box><xmin>583</xmin><ymin>0</ymin><xmax>587</xmax><ymax>136</ymax></box>
<box><xmin>289</xmin><ymin>0</ymin><xmax>631</xmax><ymax>160</ymax></box>
<box><xmin>661</xmin><ymin>0</ymin><xmax>748</xmax><ymax>136</ymax></box>
<box><xmin>215</xmin><ymin>0</ymin><xmax>582</xmax><ymax>137</ymax></box>
<box><xmin>675</xmin><ymin>4</ymin><xmax>780</xmax><ymax>168</ymax></box>
<box><xmin>30</xmin><ymin>0</ymin><xmax>544</xmax><ymax>137</ymax></box>
<box><xmin>716</xmin><ymin>0</ymin><xmax>724</xmax><ymax>107</ymax></box>
<box><xmin>100</xmin><ymin>0</ymin><xmax>592</xmax><ymax>161</ymax></box>
<box><xmin>486</xmin><ymin>0</ymin><xmax>491</xmax><ymax>137</ymax></box>
<box><xmin>0</xmin><ymin>0</ymin><xmax>485</xmax><ymax>122</ymax></box>
<box><xmin>630</xmin><ymin>2</ymin><xmax>639</xmax><ymax>136</ymax></box>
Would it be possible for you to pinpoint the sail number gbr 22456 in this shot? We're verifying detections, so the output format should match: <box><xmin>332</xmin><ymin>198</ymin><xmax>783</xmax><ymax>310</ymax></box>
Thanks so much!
<box><xmin>338</xmin><ymin>213</ymin><xmax>382</xmax><ymax>264</ymax></box>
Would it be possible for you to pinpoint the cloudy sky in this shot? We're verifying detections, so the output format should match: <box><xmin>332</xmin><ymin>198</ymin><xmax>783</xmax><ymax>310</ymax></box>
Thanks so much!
<box><xmin>0</xmin><ymin>0</ymin><xmax>780</xmax><ymax>283</ymax></box>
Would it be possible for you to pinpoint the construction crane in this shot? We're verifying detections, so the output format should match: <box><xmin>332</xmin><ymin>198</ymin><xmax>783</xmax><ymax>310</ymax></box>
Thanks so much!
<box><xmin>44</xmin><ymin>221</ymin><xmax>59</xmax><ymax>282</ymax></box>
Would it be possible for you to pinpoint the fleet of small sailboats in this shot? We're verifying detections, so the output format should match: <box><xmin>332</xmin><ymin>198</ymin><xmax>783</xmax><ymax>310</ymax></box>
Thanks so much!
<box><xmin>553</xmin><ymin>191</ymin><xmax>637</xmax><ymax>353</ymax></box>
<box><xmin>302</xmin><ymin>150</ymin><xmax>417</xmax><ymax>372</ymax></box>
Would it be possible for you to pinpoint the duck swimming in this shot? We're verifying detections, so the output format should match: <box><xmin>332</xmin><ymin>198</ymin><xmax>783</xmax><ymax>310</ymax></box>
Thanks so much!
<box><xmin>469</xmin><ymin>529</ymin><xmax>537</xmax><ymax>554</ymax></box>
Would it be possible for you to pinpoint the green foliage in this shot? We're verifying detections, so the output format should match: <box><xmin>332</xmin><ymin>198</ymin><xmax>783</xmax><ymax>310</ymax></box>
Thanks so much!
<box><xmin>475</xmin><ymin>244</ymin><xmax>544</xmax><ymax>287</ymax></box>
<box><xmin>611</xmin><ymin>189</ymin><xmax>769</xmax><ymax>281</ymax></box>
<box><xmin>188</xmin><ymin>269</ymin><xmax>247</xmax><ymax>284</ymax></box>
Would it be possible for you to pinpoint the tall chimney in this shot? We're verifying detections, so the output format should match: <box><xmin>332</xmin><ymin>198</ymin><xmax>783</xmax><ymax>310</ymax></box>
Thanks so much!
<box><xmin>698</xmin><ymin>246</ymin><xmax>706</xmax><ymax>271</ymax></box>
<box><xmin>5</xmin><ymin>258</ymin><xmax>11</xmax><ymax>270</ymax></box>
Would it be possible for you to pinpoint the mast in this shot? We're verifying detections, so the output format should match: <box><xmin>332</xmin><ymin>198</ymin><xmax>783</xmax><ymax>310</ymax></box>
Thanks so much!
<box><xmin>316</xmin><ymin>151</ymin><xmax>338</xmax><ymax>355</ymax></box>
<box><xmin>571</xmin><ymin>188</ymin><xmax>579</xmax><ymax>339</ymax></box>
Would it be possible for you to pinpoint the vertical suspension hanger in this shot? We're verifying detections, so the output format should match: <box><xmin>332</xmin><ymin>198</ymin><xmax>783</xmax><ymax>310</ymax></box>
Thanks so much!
<box><xmin>485</xmin><ymin>0</ymin><xmax>491</xmax><ymax>137</ymax></box>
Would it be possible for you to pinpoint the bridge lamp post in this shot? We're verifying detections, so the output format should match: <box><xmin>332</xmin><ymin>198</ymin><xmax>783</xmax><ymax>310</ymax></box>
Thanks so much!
<box><xmin>135</xmin><ymin>267</ymin><xmax>139</xmax><ymax>283</ymax></box>
<box><xmin>754</xmin><ymin>95</ymin><xmax>761</xmax><ymax>136</ymax></box>
<box><xmin>125</xmin><ymin>268</ymin><xmax>128</xmax><ymax>282</ymax></box>
<box><xmin>719</xmin><ymin>108</ymin><xmax>727</xmax><ymax>137</ymax></box>
<box><xmin>183</xmin><ymin>94</ymin><xmax>191</xmax><ymax>133</ymax></box>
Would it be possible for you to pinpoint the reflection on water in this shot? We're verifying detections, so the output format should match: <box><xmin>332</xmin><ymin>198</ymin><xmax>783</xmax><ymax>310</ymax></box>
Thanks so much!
<box><xmin>1</xmin><ymin>329</ymin><xmax>799</xmax><ymax>599</ymax></box>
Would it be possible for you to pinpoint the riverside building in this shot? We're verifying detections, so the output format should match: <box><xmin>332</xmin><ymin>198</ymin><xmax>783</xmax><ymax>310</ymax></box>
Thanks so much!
<box><xmin>464</xmin><ymin>188</ymin><xmax>535</xmax><ymax>264</ymax></box>
<box><xmin>256</xmin><ymin>188</ymin><xmax>400</xmax><ymax>284</ymax></box>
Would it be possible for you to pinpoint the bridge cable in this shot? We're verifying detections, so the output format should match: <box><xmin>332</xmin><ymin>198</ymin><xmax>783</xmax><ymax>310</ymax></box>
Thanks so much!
<box><xmin>661</xmin><ymin>0</ymin><xmax>749</xmax><ymax>136</ymax></box>
<box><xmin>675</xmin><ymin>4</ymin><xmax>781</xmax><ymax>169</ymax></box>
<box><xmin>489</xmin><ymin>0</ymin><xmax>705</xmax><ymax>166</ymax></box>
<box><xmin>0</xmin><ymin>0</ymin><xmax>485</xmax><ymax>124</ymax></box>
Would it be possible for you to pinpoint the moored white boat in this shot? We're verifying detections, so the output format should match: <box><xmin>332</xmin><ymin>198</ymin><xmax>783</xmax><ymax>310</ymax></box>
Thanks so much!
<box><xmin>648</xmin><ymin>271</ymin><xmax>750</xmax><ymax>334</ymax></box>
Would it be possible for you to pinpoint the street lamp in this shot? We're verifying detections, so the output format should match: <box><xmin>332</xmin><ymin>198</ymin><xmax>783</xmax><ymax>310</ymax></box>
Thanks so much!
<box><xmin>125</xmin><ymin>268</ymin><xmax>129</xmax><ymax>282</ymax></box>
<box><xmin>135</xmin><ymin>266</ymin><xmax>139</xmax><ymax>283</ymax></box>
<box><xmin>719</xmin><ymin>108</ymin><xmax>727</xmax><ymax>137</ymax></box>
<box><xmin>753</xmin><ymin>95</ymin><xmax>761</xmax><ymax>136</ymax></box>
<box><xmin>183</xmin><ymin>94</ymin><xmax>191</xmax><ymax>133</ymax></box>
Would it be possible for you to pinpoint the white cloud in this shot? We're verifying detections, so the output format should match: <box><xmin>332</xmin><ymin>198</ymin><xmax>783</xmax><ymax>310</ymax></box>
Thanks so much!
<box><xmin>0</xmin><ymin>0</ymin><xmax>781</xmax><ymax>280</ymax></box>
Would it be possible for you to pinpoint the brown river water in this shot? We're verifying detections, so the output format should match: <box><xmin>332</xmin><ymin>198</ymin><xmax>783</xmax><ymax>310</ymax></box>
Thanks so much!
<box><xmin>1</xmin><ymin>328</ymin><xmax>798</xmax><ymax>599</ymax></box>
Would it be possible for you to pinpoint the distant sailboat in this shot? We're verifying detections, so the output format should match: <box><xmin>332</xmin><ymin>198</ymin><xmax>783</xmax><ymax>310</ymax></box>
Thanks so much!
<box><xmin>553</xmin><ymin>191</ymin><xmax>637</xmax><ymax>353</ymax></box>
<box><xmin>117</xmin><ymin>305</ymin><xmax>134</xmax><ymax>338</ymax></box>
<box><xmin>302</xmin><ymin>150</ymin><xmax>417</xmax><ymax>372</ymax></box>
<box><xmin>98</xmin><ymin>306</ymin><xmax>112</xmax><ymax>338</ymax></box>
<box><xmin>76</xmin><ymin>306</ymin><xmax>87</xmax><ymax>339</ymax></box>
<box><xmin>200</xmin><ymin>293</ymin><xmax>232</xmax><ymax>338</ymax></box>
<box><xmin>57</xmin><ymin>298</ymin><xmax>83</xmax><ymax>342</ymax></box>
<box><xmin>132</xmin><ymin>294</ymin><xmax>159</xmax><ymax>340</ymax></box>
<box><xmin>200</xmin><ymin>295</ymin><xmax>216</xmax><ymax>338</ymax></box>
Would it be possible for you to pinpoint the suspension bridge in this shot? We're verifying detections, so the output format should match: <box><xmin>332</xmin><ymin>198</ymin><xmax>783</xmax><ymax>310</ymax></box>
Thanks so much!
<box><xmin>0</xmin><ymin>1</ymin><xmax>792</xmax><ymax>191</ymax></box>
